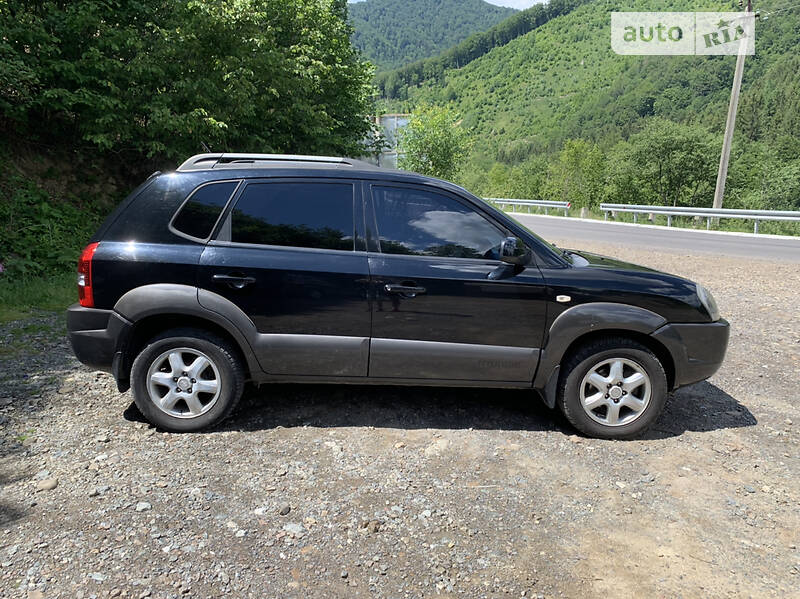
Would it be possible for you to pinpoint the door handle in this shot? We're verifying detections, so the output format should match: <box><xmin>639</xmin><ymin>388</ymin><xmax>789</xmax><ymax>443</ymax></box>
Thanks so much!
<box><xmin>213</xmin><ymin>274</ymin><xmax>256</xmax><ymax>289</ymax></box>
<box><xmin>384</xmin><ymin>283</ymin><xmax>426</xmax><ymax>296</ymax></box>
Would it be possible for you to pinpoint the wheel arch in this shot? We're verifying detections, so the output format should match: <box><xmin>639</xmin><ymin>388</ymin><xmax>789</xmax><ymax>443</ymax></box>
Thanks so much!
<box><xmin>124</xmin><ymin>313</ymin><xmax>254</xmax><ymax>376</ymax></box>
<box><xmin>112</xmin><ymin>284</ymin><xmax>261</xmax><ymax>390</ymax></box>
<box><xmin>533</xmin><ymin>302</ymin><xmax>676</xmax><ymax>408</ymax></box>
<box><xmin>559</xmin><ymin>329</ymin><xmax>675</xmax><ymax>391</ymax></box>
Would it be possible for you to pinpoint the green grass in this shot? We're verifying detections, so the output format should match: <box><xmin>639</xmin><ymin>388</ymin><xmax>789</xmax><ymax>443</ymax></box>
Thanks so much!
<box><xmin>0</xmin><ymin>272</ymin><xmax>76</xmax><ymax>323</ymax></box>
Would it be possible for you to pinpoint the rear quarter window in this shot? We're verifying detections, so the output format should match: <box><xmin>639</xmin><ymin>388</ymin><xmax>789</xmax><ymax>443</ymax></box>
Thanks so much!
<box><xmin>171</xmin><ymin>181</ymin><xmax>240</xmax><ymax>240</ymax></box>
<box><xmin>102</xmin><ymin>175</ymin><xmax>198</xmax><ymax>244</ymax></box>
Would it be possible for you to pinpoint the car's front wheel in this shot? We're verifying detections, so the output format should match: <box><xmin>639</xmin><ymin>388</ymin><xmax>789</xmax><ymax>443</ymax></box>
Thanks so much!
<box><xmin>557</xmin><ymin>337</ymin><xmax>668</xmax><ymax>439</ymax></box>
<box><xmin>130</xmin><ymin>328</ymin><xmax>245</xmax><ymax>432</ymax></box>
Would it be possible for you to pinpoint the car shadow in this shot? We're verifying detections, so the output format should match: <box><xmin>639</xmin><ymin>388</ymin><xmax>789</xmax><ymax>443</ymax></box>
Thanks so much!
<box><xmin>123</xmin><ymin>380</ymin><xmax>756</xmax><ymax>439</ymax></box>
<box><xmin>645</xmin><ymin>380</ymin><xmax>757</xmax><ymax>438</ymax></box>
<box><xmin>0</xmin><ymin>443</ymin><xmax>36</xmax><ymax>529</ymax></box>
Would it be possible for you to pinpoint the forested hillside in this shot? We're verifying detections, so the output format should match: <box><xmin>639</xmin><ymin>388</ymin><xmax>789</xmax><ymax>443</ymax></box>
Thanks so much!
<box><xmin>376</xmin><ymin>0</ymin><xmax>591</xmax><ymax>97</ymax></box>
<box><xmin>386</xmin><ymin>0</ymin><xmax>800</xmax><ymax>216</ymax></box>
<box><xmin>349</xmin><ymin>0</ymin><xmax>515</xmax><ymax>71</ymax></box>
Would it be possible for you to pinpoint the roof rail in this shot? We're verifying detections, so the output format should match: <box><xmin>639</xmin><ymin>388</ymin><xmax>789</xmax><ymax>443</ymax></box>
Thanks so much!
<box><xmin>176</xmin><ymin>153</ymin><xmax>376</xmax><ymax>172</ymax></box>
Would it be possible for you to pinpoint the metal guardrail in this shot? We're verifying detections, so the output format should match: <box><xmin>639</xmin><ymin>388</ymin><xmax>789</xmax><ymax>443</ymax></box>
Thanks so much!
<box><xmin>487</xmin><ymin>198</ymin><xmax>570</xmax><ymax>217</ymax></box>
<box><xmin>600</xmin><ymin>203</ymin><xmax>800</xmax><ymax>234</ymax></box>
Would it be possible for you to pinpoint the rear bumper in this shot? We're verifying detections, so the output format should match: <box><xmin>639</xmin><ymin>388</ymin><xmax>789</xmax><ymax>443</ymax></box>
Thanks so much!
<box><xmin>67</xmin><ymin>304</ymin><xmax>131</xmax><ymax>374</ymax></box>
<box><xmin>651</xmin><ymin>319</ymin><xmax>730</xmax><ymax>389</ymax></box>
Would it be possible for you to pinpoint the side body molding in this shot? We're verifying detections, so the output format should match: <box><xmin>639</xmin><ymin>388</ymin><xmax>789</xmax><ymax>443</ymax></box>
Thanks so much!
<box><xmin>198</xmin><ymin>290</ymin><xmax>368</xmax><ymax>377</ymax></box>
<box><xmin>114</xmin><ymin>284</ymin><xmax>263</xmax><ymax>379</ymax></box>
<box><xmin>533</xmin><ymin>302</ymin><xmax>667</xmax><ymax>406</ymax></box>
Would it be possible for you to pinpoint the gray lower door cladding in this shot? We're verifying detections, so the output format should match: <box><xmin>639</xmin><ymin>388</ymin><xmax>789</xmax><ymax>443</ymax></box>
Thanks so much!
<box><xmin>253</xmin><ymin>334</ymin><xmax>369</xmax><ymax>376</ymax></box>
<box><xmin>369</xmin><ymin>338</ymin><xmax>539</xmax><ymax>382</ymax></box>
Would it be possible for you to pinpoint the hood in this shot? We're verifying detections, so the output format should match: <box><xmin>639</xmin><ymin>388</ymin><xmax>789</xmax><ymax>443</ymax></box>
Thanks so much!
<box><xmin>548</xmin><ymin>248</ymin><xmax>711</xmax><ymax>323</ymax></box>
<box><xmin>564</xmin><ymin>249</ymin><xmax>662</xmax><ymax>273</ymax></box>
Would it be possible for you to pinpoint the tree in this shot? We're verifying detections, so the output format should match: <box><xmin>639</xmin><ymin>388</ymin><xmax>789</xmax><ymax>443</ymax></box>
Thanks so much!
<box><xmin>508</xmin><ymin>155</ymin><xmax>548</xmax><ymax>201</ymax></box>
<box><xmin>398</xmin><ymin>105</ymin><xmax>471</xmax><ymax>181</ymax></box>
<box><xmin>487</xmin><ymin>163</ymin><xmax>512</xmax><ymax>197</ymax></box>
<box><xmin>727</xmin><ymin>144</ymin><xmax>800</xmax><ymax>212</ymax></box>
<box><xmin>0</xmin><ymin>0</ymin><xmax>374</xmax><ymax>162</ymax></box>
<box><xmin>640</xmin><ymin>119</ymin><xmax>715</xmax><ymax>207</ymax></box>
<box><xmin>607</xmin><ymin>120</ymin><xmax>717</xmax><ymax>207</ymax></box>
<box><xmin>543</xmin><ymin>139</ymin><xmax>605</xmax><ymax>208</ymax></box>
<box><xmin>374</xmin><ymin>0</ymin><xmax>591</xmax><ymax>98</ymax></box>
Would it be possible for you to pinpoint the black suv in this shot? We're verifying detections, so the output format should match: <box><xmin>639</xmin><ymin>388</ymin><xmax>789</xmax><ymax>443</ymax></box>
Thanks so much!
<box><xmin>67</xmin><ymin>153</ymin><xmax>729</xmax><ymax>439</ymax></box>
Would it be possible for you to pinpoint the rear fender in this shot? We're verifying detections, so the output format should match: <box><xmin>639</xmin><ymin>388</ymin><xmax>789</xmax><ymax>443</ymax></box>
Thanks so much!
<box><xmin>113</xmin><ymin>284</ymin><xmax>262</xmax><ymax>384</ymax></box>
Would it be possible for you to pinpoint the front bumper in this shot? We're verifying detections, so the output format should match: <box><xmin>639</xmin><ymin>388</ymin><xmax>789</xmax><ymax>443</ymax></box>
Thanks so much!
<box><xmin>651</xmin><ymin>318</ymin><xmax>730</xmax><ymax>389</ymax></box>
<box><xmin>67</xmin><ymin>304</ymin><xmax>132</xmax><ymax>374</ymax></box>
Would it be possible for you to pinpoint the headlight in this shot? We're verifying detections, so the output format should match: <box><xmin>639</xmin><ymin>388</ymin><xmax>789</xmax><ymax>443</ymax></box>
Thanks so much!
<box><xmin>696</xmin><ymin>283</ymin><xmax>720</xmax><ymax>321</ymax></box>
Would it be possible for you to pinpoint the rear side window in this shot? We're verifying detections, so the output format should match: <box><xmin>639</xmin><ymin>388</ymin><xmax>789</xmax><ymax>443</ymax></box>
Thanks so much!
<box><xmin>230</xmin><ymin>182</ymin><xmax>354</xmax><ymax>251</ymax></box>
<box><xmin>372</xmin><ymin>186</ymin><xmax>505</xmax><ymax>259</ymax></box>
<box><xmin>172</xmin><ymin>181</ymin><xmax>239</xmax><ymax>240</ymax></box>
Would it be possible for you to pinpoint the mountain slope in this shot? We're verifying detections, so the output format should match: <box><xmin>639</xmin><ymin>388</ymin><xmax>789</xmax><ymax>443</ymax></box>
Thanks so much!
<box><xmin>391</xmin><ymin>0</ymin><xmax>800</xmax><ymax>214</ymax></box>
<box><xmin>398</xmin><ymin>0</ymin><xmax>799</xmax><ymax>159</ymax></box>
<box><xmin>375</xmin><ymin>0</ymin><xmax>591</xmax><ymax>98</ymax></box>
<box><xmin>349</xmin><ymin>0</ymin><xmax>516</xmax><ymax>71</ymax></box>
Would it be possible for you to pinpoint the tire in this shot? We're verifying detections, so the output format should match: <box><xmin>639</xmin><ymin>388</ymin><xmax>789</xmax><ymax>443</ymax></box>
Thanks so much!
<box><xmin>557</xmin><ymin>336</ymin><xmax>668</xmax><ymax>440</ymax></box>
<box><xmin>130</xmin><ymin>328</ymin><xmax>245</xmax><ymax>432</ymax></box>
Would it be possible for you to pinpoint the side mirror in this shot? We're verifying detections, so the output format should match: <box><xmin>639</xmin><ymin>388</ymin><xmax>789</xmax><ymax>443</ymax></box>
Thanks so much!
<box><xmin>499</xmin><ymin>236</ymin><xmax>531</xmax><ymax>266</ymax></box>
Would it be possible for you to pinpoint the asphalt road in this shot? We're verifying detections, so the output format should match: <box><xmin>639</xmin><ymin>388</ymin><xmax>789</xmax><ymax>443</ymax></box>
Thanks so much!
<box><xmin>512</xmin><ymin>213</ymin><xmax>800</xmax><ymax>262</ymax></box>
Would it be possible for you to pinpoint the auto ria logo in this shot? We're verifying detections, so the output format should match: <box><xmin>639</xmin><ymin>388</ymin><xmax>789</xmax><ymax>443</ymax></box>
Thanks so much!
<box><xmin>611</xmin><ymin>12</ymin><xmax>755</xmax><ymax>55</ymax></box>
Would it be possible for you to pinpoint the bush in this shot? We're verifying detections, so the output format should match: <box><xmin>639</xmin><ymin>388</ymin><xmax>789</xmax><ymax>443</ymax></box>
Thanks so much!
<box><xmin>0</xmin><ymin>177</ymin><xmax>101</xmax><ymax>278</ymax></box>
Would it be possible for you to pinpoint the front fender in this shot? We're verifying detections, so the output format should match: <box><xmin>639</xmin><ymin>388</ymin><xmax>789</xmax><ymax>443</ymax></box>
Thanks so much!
<box><xmin>533</xmin><ymin>302</ymin><xmax>667</xmax><ymax>406</ymax></box>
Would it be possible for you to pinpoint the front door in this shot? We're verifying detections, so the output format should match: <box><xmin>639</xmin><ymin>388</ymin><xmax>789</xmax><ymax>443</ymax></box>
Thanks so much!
<box><xmin>198</xmin><ymin>178</ymin><xmax>371</xmax><ymax>377</ymax></box>
<box><xmin>366</xmin><ymin>183</ymin><xmax>548</xmax><ymax>382</ymax></box>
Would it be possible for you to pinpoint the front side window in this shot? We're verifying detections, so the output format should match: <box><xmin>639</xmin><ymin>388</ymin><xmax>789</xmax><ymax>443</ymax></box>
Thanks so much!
<box><xmin>372</xmin><ymin>186</ymin><xmax>505</xmax><ymax>259</ymax></box>
<box><xmin>230</xmin><ymin>182</ymin><xmax>354</xmax><ymax>251</ymax></box>
<box><xmin>172</xmin><ymin>180</ymin><xmax>239</xmax><ymax>240</ymax></box>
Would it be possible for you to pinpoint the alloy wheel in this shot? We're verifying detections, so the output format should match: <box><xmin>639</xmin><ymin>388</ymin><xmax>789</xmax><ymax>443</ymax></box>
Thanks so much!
<box><xmin>146</xmin><ymin>347</ymin><xmax>221</xmax><ymax>419</ymax></box>
<box><xmin>579</xmin><ymin>357</ymin><xmax>652</xmax><ymax>427</ymax></box>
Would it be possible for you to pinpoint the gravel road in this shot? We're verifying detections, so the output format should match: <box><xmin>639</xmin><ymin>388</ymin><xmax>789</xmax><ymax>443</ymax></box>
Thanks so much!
<box><xmin>1</xmin><ymin>240</ymin><xmax>798</xmax><ymax>599</ymax></box>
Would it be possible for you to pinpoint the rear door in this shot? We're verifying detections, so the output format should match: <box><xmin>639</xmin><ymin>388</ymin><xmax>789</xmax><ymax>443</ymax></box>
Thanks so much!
<box><xmin>197</xmin><ymin>178</ymin><xmax>371</xmax><ymax>377</ymax></box>
<box><xmin>366</xmin><ymin>183</ymin><xmax>548</xmax><ymax>382</ymax></box>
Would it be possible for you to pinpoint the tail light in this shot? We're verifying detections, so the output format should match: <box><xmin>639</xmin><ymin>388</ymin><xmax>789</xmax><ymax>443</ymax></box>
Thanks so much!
<box><xmin>77</xmin><ymin>242</ymin><xmax>99</xmax><ymax>307</ymax></box>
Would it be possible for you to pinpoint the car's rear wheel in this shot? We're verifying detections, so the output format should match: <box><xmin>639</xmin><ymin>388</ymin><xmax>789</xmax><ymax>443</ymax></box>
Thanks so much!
<box><xmin>131</xmin><ymin>328</ymin><xmax>244</xmax><ymax>432</ymax></box>
<box><xmin>557</xmin><ymin>337</ymin><xmax>668</xmax><ymax>439</ymax></box>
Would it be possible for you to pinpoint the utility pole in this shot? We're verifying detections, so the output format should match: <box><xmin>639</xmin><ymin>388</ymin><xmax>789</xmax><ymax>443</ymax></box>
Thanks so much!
<box><xmin>713</xmin><ymin>0</ymin><xmax>753</xmax><ymax>211</ymax></box>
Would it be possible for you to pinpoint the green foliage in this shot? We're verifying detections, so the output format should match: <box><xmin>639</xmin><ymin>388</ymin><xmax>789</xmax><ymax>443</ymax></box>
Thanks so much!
<box><xmin>0</xmin><ymin>177</ymin><xmax>102</xmax><ymax>278</ymax></box>
<box><xmin>0</xmin><ymin>0</ymin><xmax>374</xmax><ymax>160</ymax></box>
<box><xmin>729</xmin><ymin>144</ymin><xmax>800</xmax><ymax>212</ymax></box>
<box><xmin>544</xmin><ymin>139</ymin><xmax>605</xmax><ymax>208</ymax></box>
<box><xmin>349</xmin><ymin>0</ymin><xmax>515</xmax><ymax>71</ymax></box>
<box><xmin>398</xmin><ymin>105</ymin><xmax>472</xmax><ymax>181</ymax></box>
<box><xmin>0</xmin><ymin>0</ymin><xmax>381</xmax><ymax>305</ymax></box>
<box><xmin>738</xmin><ymin>54</ymin><xmax>800</xmax><ymax>143</ymax></box>
<box><xmin>384</xmin><ymin>0</ymin><xmax>800</xmax><ymax>217</ymax></box>
<box><xmin>607</xmin><ymin>120</ymin><xmax>717</xmax><ymax>208</ymax></box>
<box><xmin>375</xmin><ymin>0</ymin><xmax>591</xmax><ymax>99</ymax></box>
